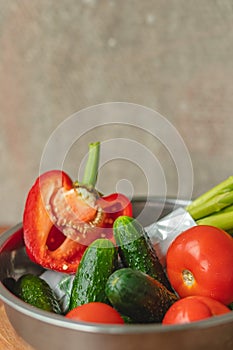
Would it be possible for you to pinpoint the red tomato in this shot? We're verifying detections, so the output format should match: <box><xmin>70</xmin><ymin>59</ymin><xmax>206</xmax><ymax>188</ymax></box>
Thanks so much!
<box><xmin>166</xmin><ymin>225</ymin><xmax>233</xmax><ymax>305</ymax></box>
<box><xmin>65</xmin><ymin>302</ymin><xmax>124</xmax><ymax>324</ymax></box>
<box><xmin>162</xmin><ymin>295</ymin><xmax>231</xmax><ymax>325</ymax></box>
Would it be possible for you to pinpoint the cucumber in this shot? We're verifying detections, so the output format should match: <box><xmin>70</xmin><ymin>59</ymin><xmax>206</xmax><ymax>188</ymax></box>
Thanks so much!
<box><xmin>105</xmin><ymin>268</ymin><xmax>178</xmax><ymax>323</ymax></box>
<box><xmin>14</xmin><ymin>274</ymin><xmax>61</xmax><ymax>314</ymax></box>
<box><xmin>69</xmin><ymin>238</ymin><xmax>117</xmax><ymax>310</ymax></box>
<box><xmin>113</xmin><ymin>216</ymin><xmax>172</xmax><ymax>291</ymax></box>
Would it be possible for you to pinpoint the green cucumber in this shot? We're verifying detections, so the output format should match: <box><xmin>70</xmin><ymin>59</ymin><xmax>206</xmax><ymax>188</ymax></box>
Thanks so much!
<box><xmin>69</xmin><ymin>238</ymin><xmax>117</xmax><ymax>310</ymax></box>
<box><xmin>14</xmin><ymin>274</ymin><xmax>61</xmax><ymax>314</ymax></box>
<box><xmin>106</xmin><ymin>268</ymin><xmax>178</xmax><ymax>323</ymax></box>
<box><xmin>113</xmin><ymin>216</ymin><xmax>172</xmax><ymax>291</ymax></box>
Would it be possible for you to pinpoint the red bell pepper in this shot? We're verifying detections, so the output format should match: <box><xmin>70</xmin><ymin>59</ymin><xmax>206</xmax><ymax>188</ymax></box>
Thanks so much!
<box><xmin>23</xmin><ymin>142</ymin><xmax>132</xmax><ymax>273</ymax></box>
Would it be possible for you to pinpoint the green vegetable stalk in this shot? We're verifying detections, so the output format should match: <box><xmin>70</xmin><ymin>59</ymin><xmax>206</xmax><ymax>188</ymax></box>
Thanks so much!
<box><xmin>81</xmin><ymin>142</ymin><xmax>100</xmax><ymax>187</ymax></box>
<box><xmin>73</xmin><ymin>141</ymin><xmax>100</xmax><ymax>189</ymax></box>
<box><xmin>186</xmin><ymin>176</ymin><xmax>233</xmax><ymax>233</ymax></box>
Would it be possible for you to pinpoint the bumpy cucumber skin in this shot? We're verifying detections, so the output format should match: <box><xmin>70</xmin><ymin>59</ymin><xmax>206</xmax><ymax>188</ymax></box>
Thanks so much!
<box><xmin>69</xmin><ymin>238</ymin><xmax>117</xmax><ymax>310</ymax></box>
<box><xmin>113</xmin><ymin>216</ymin><xmax>173</xmax><ymax>291</ymax></box>
<box><xmin>14</xmin><ymin>274</ymin><xmax>61</xmax><ymax>314</ymax></box>
<box><xmin>106</xmin><ymin>268</ymin><xmax>178</xmax><ymax>323</ymax></box>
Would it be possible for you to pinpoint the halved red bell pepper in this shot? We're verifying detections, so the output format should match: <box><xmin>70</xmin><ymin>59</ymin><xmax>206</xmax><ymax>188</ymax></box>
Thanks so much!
<box><xmin>23</xmin><ymin>143</ymin><xmax>132</xmax><ymax>273</ymax></box>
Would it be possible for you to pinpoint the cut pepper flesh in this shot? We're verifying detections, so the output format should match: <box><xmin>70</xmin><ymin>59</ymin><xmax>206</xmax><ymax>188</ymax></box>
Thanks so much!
<box><xmin>23</xmin><ymin>170</ymin><xmax>132</xmax><ymax>273</ymax></box>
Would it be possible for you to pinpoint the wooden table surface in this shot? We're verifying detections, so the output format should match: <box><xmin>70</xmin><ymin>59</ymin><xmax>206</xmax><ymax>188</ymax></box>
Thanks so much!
<box><xmin>0</xmin><ymin>226</ymin><xmax>34</xmax><ymax>350</ymax></box>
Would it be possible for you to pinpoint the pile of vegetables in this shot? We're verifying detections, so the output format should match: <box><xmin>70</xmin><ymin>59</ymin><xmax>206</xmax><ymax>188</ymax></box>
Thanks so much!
<box><xmin>9</xmin><ymin>142</ymin><xmax>233</xmax><ymax>325</ymax></box>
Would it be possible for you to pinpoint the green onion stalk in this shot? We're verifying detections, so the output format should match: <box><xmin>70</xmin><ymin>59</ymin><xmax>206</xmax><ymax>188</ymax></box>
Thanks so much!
<box><xmin>186</xmin><ymin>176</ymin><xmax>233</xmax><ymax>234</ymax></box>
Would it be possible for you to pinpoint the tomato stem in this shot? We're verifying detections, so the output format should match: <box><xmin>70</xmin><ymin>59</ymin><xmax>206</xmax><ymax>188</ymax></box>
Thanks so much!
<box><xmin>81</xmin><ymin>142</ymin><xmax>100</xmax><ymax>188</ymax></box>
<box><xmin>182</xmin><ymin>269</ymin><xmax>195</xmax><ymax>287</ymax></box>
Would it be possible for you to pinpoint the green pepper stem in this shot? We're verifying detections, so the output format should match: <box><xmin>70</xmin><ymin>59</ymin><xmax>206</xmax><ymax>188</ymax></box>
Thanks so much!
<box><xmin>81</xmin><ymin>142</ymin><xmax>100</xmax><ymax>187</ymax></box>
<box><xmin>186</xmin><ymin>176</ymin><xmax>233</xmax><ymax>220</ymax></box>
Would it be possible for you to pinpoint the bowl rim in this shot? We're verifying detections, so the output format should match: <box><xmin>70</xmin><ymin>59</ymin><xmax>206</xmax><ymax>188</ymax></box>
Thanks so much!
<box><xmin>0</xmin><ymin>198</ymin><xmax>233</xmax><ymax>335</ymax></box>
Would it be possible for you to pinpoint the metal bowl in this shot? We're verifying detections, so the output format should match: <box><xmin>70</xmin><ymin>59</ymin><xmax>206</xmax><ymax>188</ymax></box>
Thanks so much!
<box><xmin>0</xmin><ymin>198</ymin><xmax>232</xmax><ymax>350</ymax></box>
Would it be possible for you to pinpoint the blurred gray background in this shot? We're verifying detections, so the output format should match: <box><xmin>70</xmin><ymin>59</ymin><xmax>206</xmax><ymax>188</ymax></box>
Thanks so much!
<box><xmin>0</xmin><ymin>0</ymin><xmax>233</xmax><ymax>225</ymax></box>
